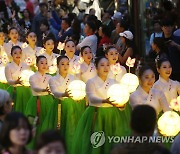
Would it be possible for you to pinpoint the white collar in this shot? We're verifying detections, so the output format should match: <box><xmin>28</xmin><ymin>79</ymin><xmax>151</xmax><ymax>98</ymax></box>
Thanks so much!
<box><xmin>65</xmin><ymin>27</ymin><xmax>71</xmax><ymax>32</ymax></box>
<box><xmin>159</xmin><ymin>76</ymin><xmax>170</xmax><ymax>84</ymax></box>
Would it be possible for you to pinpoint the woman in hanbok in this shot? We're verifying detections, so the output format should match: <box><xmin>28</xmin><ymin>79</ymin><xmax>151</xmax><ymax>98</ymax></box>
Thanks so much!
<box><xmin>105</xmin><ymin>46</ymin><xmax>126</xmax><ymax>82</ymax></box>
<box><xmin>41</xmin><ymin>55</ymin><xmax>86</xmax><ymax>153</ymax></box>
<box><xmin>0</xmin><ymin>31</ymin><xmax>10</xmax><ymax>91</ymax></box>
<box><xmin>22</xmin><ymin>31</ymin><xmax>42</xmax><ymax>71</ymax></box>
<box><xmin>105</xmin><ymin>46</ymin><xmax>131</xmax><ymax>123</ymax></box>
<box><xmin>64</xmin><ymin>39</ymin><xmax>80</xmax><ymax>76</ymax></box>
<box><xmin>79</xmin><ymin>46</ymin><xmax>96</xmax><ymax>82</ymax></box>
<box><xmin>130</xmin><ymin>65</ymin><xmax>170</xmax><ymax>116</ymax></box>
<box><xmin>71</xmin><ymin>57</ymin><xmax>131</xmax><ymax>154</ymax></box>
<box><xmin>42</xmin><ymin>37</ymin><xmax>59</xmax><ymax>75</ymax></box>
<box><xmin>5</xmin><ymin>46</ymin><xmax>32</xmax><ymax>114</ymax></box>
<box><xmin>153</xmin><ymin>58</ymin><xmax>180</xmax><ymax>103</ymax></box>
<box><xmin>4</xmin><ymin>27</ymin><xmax>23</xmax><ymax>61</ymax></box>
<box><xmin>25</xmin><ymin>55</ymin><xmax>54</xmax><ymax>138</ymax></box>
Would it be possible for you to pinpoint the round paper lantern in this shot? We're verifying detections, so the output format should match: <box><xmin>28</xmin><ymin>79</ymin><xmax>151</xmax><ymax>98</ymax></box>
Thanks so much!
<box><xmin>107</xmin><ymin>84</ymin><xmax>129</xmax><ymax>107</ymax></box>
<box><xmin>68</xmin><ymin>80</ymin><xmax>86</xmax><ymax>101</ymax></box>
<box><xmin>120</xmin><ymin>73</ymin><xmax>139</xmax><ymax>93</ymax></box>
<box><xmin>0</xmin><ymin>67</ymin><xmax>7</xmax><ymax>83</ymax></box>
<box><xmin>158</xmin><ymin>111</ymin><xmax>180</xmax><ymax>136</ymax></box>
<box><xmin>170</xmin><ymin>98</ymin><xmax>180</xmax><ymax>112</ymax></box>
<box><xmin>20</xmin><ymin>70</ymin><xmax>34</xmax><ymax>86</ymax></box>
<box><xmin>49</xmin><ymin>65</ymin><xmax>57</xmax><ymax>74</ymax></box>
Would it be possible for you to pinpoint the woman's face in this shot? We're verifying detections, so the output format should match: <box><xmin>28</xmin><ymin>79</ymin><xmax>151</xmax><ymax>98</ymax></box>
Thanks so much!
<box><xmin>58</xmin><ymin>58</ymin><xmax>69</xmax><ymax>74</ymax></box>
<box><xmin>157</xmin><ymin>61</ymin><xmax>172</xmax><ymax>79</ymax></box>
<box><xmin>9</xmin><ymin>119</ymin><xmax>30</xmax><ymax>146</ymax></box>
<box><xmin>26</xmin><ymin>32</ymin><xmax>37</xmax><ymax>45</ymax></box>
<box><xmin>82</xmin><ymin>47</ymin><xmax>93</xmax><ymax>63</ymax></box>
<box><xmin>23</xmin><ymin>10</ymin><xmax>29</xmax><ymax>18</ymax></box>
<box><xmin>12</xmin><ymin>48</ymin><xmax>22</xmax><ymax>62</ymax></box>
<box><xmin>64</xmin><ymin>41</ymin><xmax>75</xmax><ymax>55</ymax></box>
<box><xmin>44</xmin><ymin>39</ymin><xmax>54</xmax><ymax>52</ymax></box>
<box><xmin>106</xmin><ymin>48</ymin><xmax>118</xmax><ymax>65</ymax></box>
<box><xmin>97</xmin><ymin>58</ymin><xmax>110</xmax><ymax>77</ymax></box>
<box><xmin>38</xmin><ymin>141</ymin><xmax>65</xmax><ymax>154</ymax></box>
<box><xmin>9</xmin><ymin>29</ymin><xmax>19</xmax><ymax>42</ymax></box>
<box><xmin>140</xmin><ymin>69</ymin><xmax>155</xmax><ymax>89</ymax></box>
<box><xmin>0</xmin><ymin>32</ymin><xmax>5</xmax><ymax>43</ymax></box>
<box><xmin>116</xmin><ymin>23</ymin><xmax>124</xmax><ymax>34</ymax></box>
<box><xmin>37</xmin><ymin>58</ymin><xmax>48</xmax><ymax>72</ymax></box>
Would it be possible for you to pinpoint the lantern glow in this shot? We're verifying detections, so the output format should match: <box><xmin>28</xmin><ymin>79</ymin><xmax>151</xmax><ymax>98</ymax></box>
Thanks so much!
<box><xmin>107</xmin><ymin>84</ymin><xmax>129</xmax><ymax>106</ymax></box>
<box><xmin>68</xmin><ymin>80</ymin><xmax>86</xmax><ymax>100</ymax></box>
<box><xmin>0</xmin><ymin>67</ymin><xmax>7</xmax><ymax>83</ymax></box>
<box><xmin>20</xmin><ymin>70</ymin><xmax>34</xmax><ymax>86</ymax></box>
<box><xmin>170</xmin><ymin>98</ymin><xmax>180</xmax><ymax>112</ymax></box>
<box><xmin>120</xmin><ymin>73</ymin><xmax>139</xmax><ymax>93</ymax></box>
<box><xmin>158</xmin><ymin>111</ymin><xmax>180</xmax><ymax>136</ymax></box>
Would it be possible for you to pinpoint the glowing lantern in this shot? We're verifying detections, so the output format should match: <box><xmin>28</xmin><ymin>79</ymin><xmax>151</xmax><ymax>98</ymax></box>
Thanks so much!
<box><xmin>72</xmin><ymin>62</ymin><xmax>81</xmax><ymax>74</ymax></box>
<box><xmin>158</xmin><ymin>111</ymin><xmax>180</xmax><ymax>136</ymax></box>
<box><xmin>49</xmin><ymin>65</ymin><xmax>57</xmax><ymax>74</ymax></box>
<box><xmin>57</xmin><ymin>42</ymin><xmax>65</xmax><ymax>51</ymax></box>
<box><xmin>2</xmin><ymin>53</ymin><xmax>9</xmax><ymax>65</ymax></box>
<box><xmin>126</xmin><ymin>57</ymin><xmax>136</xmax><ymax>68</ymax></box>
<box><xmin>49</xmin><ymin>59</ymin><xmax>57</xmax><ymax>74</ymax></box>
<box><xmin>20</xmin><ymin>70</ymin><xmax>34</xmax><ymax>86</ymax></box>
<box><xmin>68</xmin><ymin>80</ymin><xmax>86</xmax><ymax>101</ymax></box>
<box><xmin>39</xmin><ymin>48</ymin><xmax>46</xmax><ymax>55</ymax></box>
<box><xmin>0</xmin><ymin>67</ymin><xmax>7</xmax><ymax>83</ymax></box>
<box><xmin>78</xmin><ymin>57</ymin><xmax>84</xmax><ymax>64</ymax></box>
<box><xmin>107</xmin><ymin>84</ymin><xmax>129</xmax><ymax>107</ymax></box>
<box><xmin>22</xmin><ymin>42</ymin><xmax>28</xmax><ymax>48</ymax></box>
<box><xmin>170</xmin><ymin>97</ymin><xmax>180</xmax><ymax>112</ymax></box>
<box><xmin>120</xmin><ymin>73</ymin><xmax>139</xmax><ymax>93</ymax></box>
<box><xmin>111</xmin><ymin>63</ymin><xmax>122</xmax><ymax>75</ymax></box>
<box><xmin>25</xmin><ymin>57</ymin><xmax>33</xmax><ymax>66</ymax></box>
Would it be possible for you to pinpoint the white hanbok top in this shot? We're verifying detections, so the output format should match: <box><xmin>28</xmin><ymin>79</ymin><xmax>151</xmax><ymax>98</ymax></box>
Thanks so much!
<box><xmin>49</xmin><ymin>73</ymin><xmax>76</xmax><ymax>99</ymax></box>
<box><xmin>108</xmin><ymin>64</ymin><xmax>126</xmax><ymax>82</ymax></box>
<box><xmin>80</xmin><ymin>62</ymin><xmax>97</xmax><ymax>83</ymax></box>
<box><xmin>29</xmin><ymin>71</ymin><xmax>51</xmax><ymax>96</ymax></box>
<box><xmin>86</xmin><ymin>76</ymin><xmax>117</xmax><ymax>107</ymax></box>
<box><xmin>42</xmin><ymin>52</ymin><xmax>59</xmax><ymax>74</ymax></box>
<box><xmin>130</xmin><ymin>86</ymin><xmax>170</xmax><ymax>114</ymax></box>
<box><xmin>0</xmin><ymin>44</ymin><xmax>9</xmax><ymax>66</ymax></box>
<box><xmin>22</xmin><ymin>45</ymin><xmax>42</xmax><ymax>66</ymax></box>
<box><xmin>153</xmin><ymin>76</ymin><xmax>180</xmax><ymax>103</ymax></box>
<box><xmin>5</xmin><ymin>61</ymin><xmax>29</xmax><ymax>86</ymax></box>
<box><xmin>4</xmin><ymin>41</ymin><xmax>23</xmax><ymax>60</ymax></box>
<box><xmin>67</xmin><ymin>55</ymin><xmax>80</xmax><ymax>75</ymax></box>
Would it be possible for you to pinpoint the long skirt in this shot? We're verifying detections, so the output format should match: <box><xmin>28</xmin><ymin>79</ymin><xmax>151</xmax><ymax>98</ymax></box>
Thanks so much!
<box><xmin>71</xmin><ymin>106</ymin><xmax>131</xmax><ymax>154</ymax></box>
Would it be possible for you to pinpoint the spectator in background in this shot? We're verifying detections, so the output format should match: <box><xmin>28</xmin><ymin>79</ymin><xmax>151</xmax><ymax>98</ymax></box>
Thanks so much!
<box><xmin>0</xmin><ymin>90</ymin><xmax>13</xmax><ymax>132</ymax></box>
<box><xmin>31</xmin><ymin>2</ymin><xmax>48</xmax><ymax>39</ymax></box>
<box><xmin>58</xmin><ymin>18</ymin><xmax>73</xmax><ymax>43</ymax></box>
<box><xmin>0</xmin><ymin>112</ymin><xmax>32</xmax><ymax>154</ymax></box>
<box><xmin>118</xmin><ymin>31</ymin><xmax>134</xmax><ymax>66</ymax></box>
<box><xmin>25</xmin><ymin>0</ymin><xmax>34</xmax><ymax>17</ymax></box>
<box><xmin>89</xmin><ymin>8</ymin><xmax>96</xmax><ymax>16</ymax></box>
<box><xmin>111</xmin><ymin>105</ymin><xmax>170</xmax><ymax>154</ymax></box>
<box><xmin>71</xmin><ymin>18</ymin><xmax>81</xmax><ymax>45</ymax></box>
<box><xmin>110</xmin><ymin>12</ymin><xmax>122</xmax><ymax>44</ymax></box>
<box><xmin>19</xmin><ymin>9</ymin><xmax>32</xmax><ymax>32</ymax></box>
<box><xmin>115</xmin><ymin>20</ymin><xmax>129</xmax><ymax>53</ymax></box>
<box><xmin>161</xmin><ymin>18</ymin><xmax>180</xmax><ymax>81</ymax></box>
<box><xmin>98</xmin><ymin>24</ymin><xmax>111</xmax><ymax>47</ymax></box>
<box><xmin>36</xmin><ymin>130</ymin><xmax>66</xmax><ymax>154</ymax></box>
<box><xmin>149</xmin><ymin>20</ymin><xmax>162</xmax><ymax>47</ymax></box>
<box><xmin>39</xmin><ymin>19</ymin><xmax>56</xmax><ymax>46</ymax></box>
<box><xmin>101</xmin><ymin>10</ymin><xmax>115</xmax><ymax>33</ymax></box>
<box><xmin>77</xmin><ymin>21</ymin><xmax>97</xmax><ymax>56</ymax></box>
